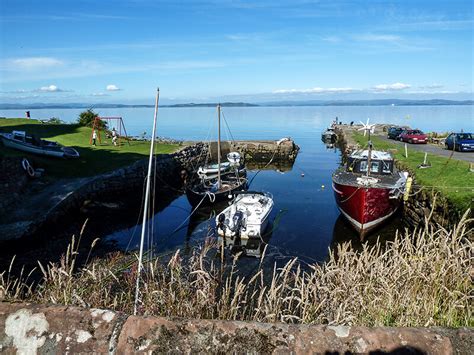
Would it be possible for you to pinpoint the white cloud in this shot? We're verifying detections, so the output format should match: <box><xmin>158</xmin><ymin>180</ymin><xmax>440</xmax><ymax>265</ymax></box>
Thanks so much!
<box><xmin>418</xmin><ymin>84</ymin><xmax>443</xmax><ymax>89</ymax></box>
<box><xmin>321</xmin><ymin>36</ymin><xmax>341</xmax><ymax>43</ymax></box>
<box><xmin>39</xmin><ymin>84</ymin><xmax>63</xmax><ymax>92</ymax></box>
<box><xmin>9</xmin><ymin>57</ymin><xmax>63</xmax><ymax>70</ymax></box>
<box><xmin>373</xmin><ymin>82</ymin><xmax>411</xmax><ymax>91</ymax></box>
<box><xmin>354</xmin><ymin>34</ymin><xmax>401</xmax><ymax>42</ymax></box>
<box><xmin>273</xmin><ymin>87</ymin><xmax>355</xmax><ymax>94</ymax></box>
<box><xmin>106</xmin><ymin>84</ymin><xmax>121</xmax><ymax>91</ymax></box>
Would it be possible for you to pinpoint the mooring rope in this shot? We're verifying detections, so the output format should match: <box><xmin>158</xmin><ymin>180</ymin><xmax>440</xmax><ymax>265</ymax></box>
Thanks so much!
<box><xmin>247</xmin><ymin>148</ymin><xmax>280</xmax><ymax>187</ymax></box>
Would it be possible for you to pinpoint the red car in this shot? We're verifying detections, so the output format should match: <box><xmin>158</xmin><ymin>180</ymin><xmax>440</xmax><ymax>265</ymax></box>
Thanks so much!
<box><xmin>399</xmin><ymin>129</ymin><xmax>428</xmax><ymax>144</ymax></box>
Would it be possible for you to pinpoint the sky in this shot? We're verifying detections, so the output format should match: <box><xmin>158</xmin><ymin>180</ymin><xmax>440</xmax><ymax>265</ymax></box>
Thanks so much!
<box><xmin>0</xmin><ymin>0</ymin><xmax>473</xmax><ymax>104</ymax></box>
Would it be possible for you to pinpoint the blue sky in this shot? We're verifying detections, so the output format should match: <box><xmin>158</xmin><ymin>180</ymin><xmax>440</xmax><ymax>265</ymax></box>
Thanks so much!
<box><xmin>0</xmin><ymin>0</ymin><xmax>472</xmax><ymax>104</ymax></box>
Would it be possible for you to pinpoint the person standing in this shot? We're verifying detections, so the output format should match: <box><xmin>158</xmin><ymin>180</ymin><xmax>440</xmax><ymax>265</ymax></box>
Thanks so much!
<box><xmin>92</xmin><ymin>129</ymin><xmax>97</xmax><ymax>146</ymax></box>
<box><xmin>112</xmin><ymin>127</ymin><xmax>118</xmax><ymax>146</ymax></box>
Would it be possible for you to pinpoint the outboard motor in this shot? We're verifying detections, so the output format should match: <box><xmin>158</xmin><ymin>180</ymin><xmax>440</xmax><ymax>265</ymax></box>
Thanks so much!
<box><xmin>217</xmin><ymin>213</ymin><xmax>226</xmax><ymax>236</ymax></box>
<box><xmin>231</xmin><ymin>211</ymin><xmax>244</xmax><ymax>232</ymax></box>
<box><xmin>231</xmin><ymin>210</ymin><xmax>244</xmax><ymax>246</ymax></box>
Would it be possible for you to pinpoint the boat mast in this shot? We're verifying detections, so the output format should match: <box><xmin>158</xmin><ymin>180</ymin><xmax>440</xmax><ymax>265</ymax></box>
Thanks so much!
<box><xmin>134</xmin><ymin>88</ymin><xmax>160</xmax><ymax>315</ymax></box>
<box><xmin>367</xmin><ymin>139</ymin><xmax>372</xmax><ymax>176</ymax></box>
<box><xmin>217</xmin><ymin>104</ymin><xmax>221</xmax><ymax>188</ymax></box>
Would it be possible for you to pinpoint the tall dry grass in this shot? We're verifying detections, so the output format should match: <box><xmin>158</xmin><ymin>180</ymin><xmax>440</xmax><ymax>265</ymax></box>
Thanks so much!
<box><xmin>1</xmin><ymin>211</ymin><xmax>472</xmax><ymax>327</ymax></box>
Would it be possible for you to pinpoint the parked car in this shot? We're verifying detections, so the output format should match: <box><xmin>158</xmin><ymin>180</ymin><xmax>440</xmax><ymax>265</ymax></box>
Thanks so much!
<box><xmin>445</xmin><ymin>133</ymin><xmax>474</xmax><ymax>152</ymax></box>
<box><xmin>387</xmin><ymin>127</ymin><xmax>404</xmax><ymax>140</ymax></box>
<box><xmin>399</xmin><ymin>129</ymin><xmax>428</xmax><ymax>144</ymax></box>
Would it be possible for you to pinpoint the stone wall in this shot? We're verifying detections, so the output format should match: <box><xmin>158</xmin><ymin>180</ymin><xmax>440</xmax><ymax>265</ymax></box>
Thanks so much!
<box><xmin>0</xmin><ymin>302</ymin><xmax>471</xmax><ymax>354</ymax></box>
<box><xmin>208</xmin><ymin>139</ymin><xmax>299</xmax><ymax>162</ymax></box>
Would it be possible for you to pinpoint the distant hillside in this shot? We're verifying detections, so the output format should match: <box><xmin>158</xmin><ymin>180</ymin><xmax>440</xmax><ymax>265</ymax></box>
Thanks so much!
<box><xmin>164</xmin><ymin>102</ymin><xmax>259</xmax><ymax>107</ymax></box>
<box><xmin>0</xmin><ymin>99</ymin><xmax>472</xmax><ymax>110</ymax></box>
<box><xmin>0</xmin><ymin>102</ymin><xmax>259</xmax><ymax>110</ymax></box>
<box><xmin>263</xmin><ymin>99</ymin><xmax>474</xmax><ymax>106</ymax></box>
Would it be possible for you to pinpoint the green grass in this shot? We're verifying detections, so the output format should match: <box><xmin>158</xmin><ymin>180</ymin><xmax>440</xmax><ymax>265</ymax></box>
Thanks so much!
<box><xmin>353</xmin><ymin>131</ymin><xmax>474</xmax><ymax>211</ymax></box>
<box><xmin>0</xmin><ymin>118</ymin><xmax>179</xmax><ymax>178</ymax></box>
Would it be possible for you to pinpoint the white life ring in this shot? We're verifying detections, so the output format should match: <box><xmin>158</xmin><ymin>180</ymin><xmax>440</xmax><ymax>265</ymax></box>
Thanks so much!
<box><xmin>22</xmin><ymin>158</ymin><xmax>35</xmax><ymax>177</ymax></box>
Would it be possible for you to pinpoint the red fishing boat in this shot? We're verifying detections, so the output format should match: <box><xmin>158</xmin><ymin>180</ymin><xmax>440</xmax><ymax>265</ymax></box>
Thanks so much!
<box><xmin>332</xmin><ymin>139</ymin><xmax>408</xmax><ymax>240</ymax></box>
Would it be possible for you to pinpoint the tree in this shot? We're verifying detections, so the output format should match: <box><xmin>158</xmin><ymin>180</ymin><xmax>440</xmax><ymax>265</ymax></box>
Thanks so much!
<box><xmin>77</xmin><ymin>109</ymin><xmax>107</xmax><ymax>129</ymax></box>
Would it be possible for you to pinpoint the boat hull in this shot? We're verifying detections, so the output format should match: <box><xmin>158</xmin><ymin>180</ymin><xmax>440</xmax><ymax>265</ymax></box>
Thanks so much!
<box><xmin>1</xmin><ymin>135</ymin><xmax>79</xmax><ymax>158</ymax></box>
<box><xmin>185</xmin><ymin>179</ymin><xmax>247</xmax><ymax>207</ymax></box>
<box><xmin>332</xmin><ymin>181</ymin><xmax>401</xmax><ymax>239</ymax></box>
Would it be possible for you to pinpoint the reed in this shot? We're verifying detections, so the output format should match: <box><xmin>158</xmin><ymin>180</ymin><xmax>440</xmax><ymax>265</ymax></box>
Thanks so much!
<box><xmin>1</xmin><ymin>211</ymin><xmax>472</xmax><ymax>327</ymax></box>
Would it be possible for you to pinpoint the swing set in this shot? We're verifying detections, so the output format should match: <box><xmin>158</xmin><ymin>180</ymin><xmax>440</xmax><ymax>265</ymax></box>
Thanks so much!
<box><xmin>89</xmin><ymin>116</ymin><xmax>130</xmax><ymax>146</ymax></box>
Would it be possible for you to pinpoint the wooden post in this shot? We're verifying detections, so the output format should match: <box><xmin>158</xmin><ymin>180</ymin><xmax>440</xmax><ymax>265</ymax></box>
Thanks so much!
<box><xmin>405</xmin><ymin>143</ymin><xmax>408</xmax><ymax>158</ymax></box>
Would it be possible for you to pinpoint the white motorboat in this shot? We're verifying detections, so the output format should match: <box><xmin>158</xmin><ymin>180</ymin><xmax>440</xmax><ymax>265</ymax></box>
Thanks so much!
<box><xmin>216</xmin><ymin>191</ymin><xmax>273</xmax><ymax>239</ymax></box>
<box><xmin>0</xmin><ymin>130</ymin><xmax>80</xmax><ymax>158</ymax></box>
<box><xmin>321</xmin><ymin>127</ymin><xmax>337</xmax><ymax>142</ymax></box>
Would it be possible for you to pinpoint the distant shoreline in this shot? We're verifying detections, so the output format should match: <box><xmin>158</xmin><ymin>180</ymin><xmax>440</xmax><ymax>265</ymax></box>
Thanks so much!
<box><xmin>0</xmin><ymin>99</ymin><xmax>472</xmax><ymax>110</ymax></box>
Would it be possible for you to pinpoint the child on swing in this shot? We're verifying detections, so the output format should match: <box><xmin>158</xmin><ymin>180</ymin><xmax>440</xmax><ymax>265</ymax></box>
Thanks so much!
<box><xmin>112</xmin><ymin>127</ymin><xmax>118</xmax><ymax>146</ymax></box>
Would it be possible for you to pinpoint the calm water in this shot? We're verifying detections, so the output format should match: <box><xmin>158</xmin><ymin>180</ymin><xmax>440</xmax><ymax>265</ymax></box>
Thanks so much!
<box><xmin>2</xmin><ymin>106</ymin><xmax>473</xmax><ymax>263</ymax></box>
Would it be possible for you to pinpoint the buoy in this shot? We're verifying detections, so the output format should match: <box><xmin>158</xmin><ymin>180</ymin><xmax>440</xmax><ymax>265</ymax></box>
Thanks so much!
<box><xmin>404</xmin><ymin>177</ymin><xmax>413</xmax><ymax>201</ymax></box>
<box><xmin>321</xmin><ymin>185</ymin><xmax>325</xmax><ymax>189</ymax></box>
<box><xmin>301</xmin><ymin>173</ymin><xmax>305</xmax><ymax>177</ymax></box>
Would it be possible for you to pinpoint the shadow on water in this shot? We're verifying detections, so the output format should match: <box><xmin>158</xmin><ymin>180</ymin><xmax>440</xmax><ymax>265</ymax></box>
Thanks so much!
<box><xmin>331</xmin><ymin>213</ymin><xmax>407</xmax><ymax>252</ymax></box>
<box><xmin>0</xmin><ymin>181</ymin><xmax>181</xmax><ymax>278</ymax></box>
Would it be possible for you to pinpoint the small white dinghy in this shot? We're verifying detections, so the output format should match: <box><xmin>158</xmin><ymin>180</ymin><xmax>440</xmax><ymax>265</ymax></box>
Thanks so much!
<box><xmin>197</xmin><ymin>161</ymin><xmax>231</xmax><ymax>180</ymax></box>
<box><xmin>216</xmin><ymin>191</ymin><xmax>273</xmax><ymax>239</ymax></box>
<box><xmin>197</xmin><ymin>151</ymin><xmax>243</xmax><ymax>181</ymax></box>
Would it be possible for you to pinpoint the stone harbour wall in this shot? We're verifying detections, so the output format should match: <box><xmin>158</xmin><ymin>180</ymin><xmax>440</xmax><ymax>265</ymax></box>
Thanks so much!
<box><xmin>0</xmin><ymin>302</ymin><xmax>472</xmax><ymax>354</ymax></box>
<box><xmin>209</xmin><ymin>139</ymin><xmax>300</xmax><ymax>162</ymax></box>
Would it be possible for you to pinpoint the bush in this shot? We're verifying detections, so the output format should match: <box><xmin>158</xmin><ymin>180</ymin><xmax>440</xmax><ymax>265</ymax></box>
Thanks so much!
<box><xmin>77</xmin><ymin>109</ymin><xmax>106</xmax><ymax>129</ymax></box>
<box><xmin>47</xmin><ymin>117</ymin><xmax>64</xmax><ymax>124</ymax></box>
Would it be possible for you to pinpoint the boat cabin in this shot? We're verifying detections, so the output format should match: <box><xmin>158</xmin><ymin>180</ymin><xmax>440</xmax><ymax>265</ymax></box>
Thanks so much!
<box><xmin>346</xmin><ymin>150</ymin><xmax>394</xmax><ymax>175</ymax></box>
<box><xmin>12</xmin><ymin>130</ymin><xmax>43</xmax><ymax>146</ymax></box>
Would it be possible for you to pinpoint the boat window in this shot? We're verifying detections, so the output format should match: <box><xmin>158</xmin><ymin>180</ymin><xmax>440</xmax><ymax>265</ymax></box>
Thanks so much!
<box><xmin>370</xmin><ymin>161</ymin><xmax>380</xmax><ymax>173</ymax></box>
<box><xmin>382</xmin><ymin>161</ymin><xmax>391</xmax><ymax>173</ymax></box>
<box><xmin>359</xmin><ymin>160</ymin><xmax>368</xmax><ymax>172</ymax></box>
<box><xmin>13</xmin><ymin>134</ymin><xmax>24</xmax><ymax>141</ymax></box>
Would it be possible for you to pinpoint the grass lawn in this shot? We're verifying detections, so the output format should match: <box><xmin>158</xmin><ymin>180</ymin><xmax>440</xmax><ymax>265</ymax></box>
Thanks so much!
<box><xmin>353</xmin><ymin>131</ymin><xmax>473</xmax><ymax>211</ymax></box>
<box><xmin>0</xmin><ymin>118</ymin><xmax>180</xmax><ymax>178</ymax></box>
